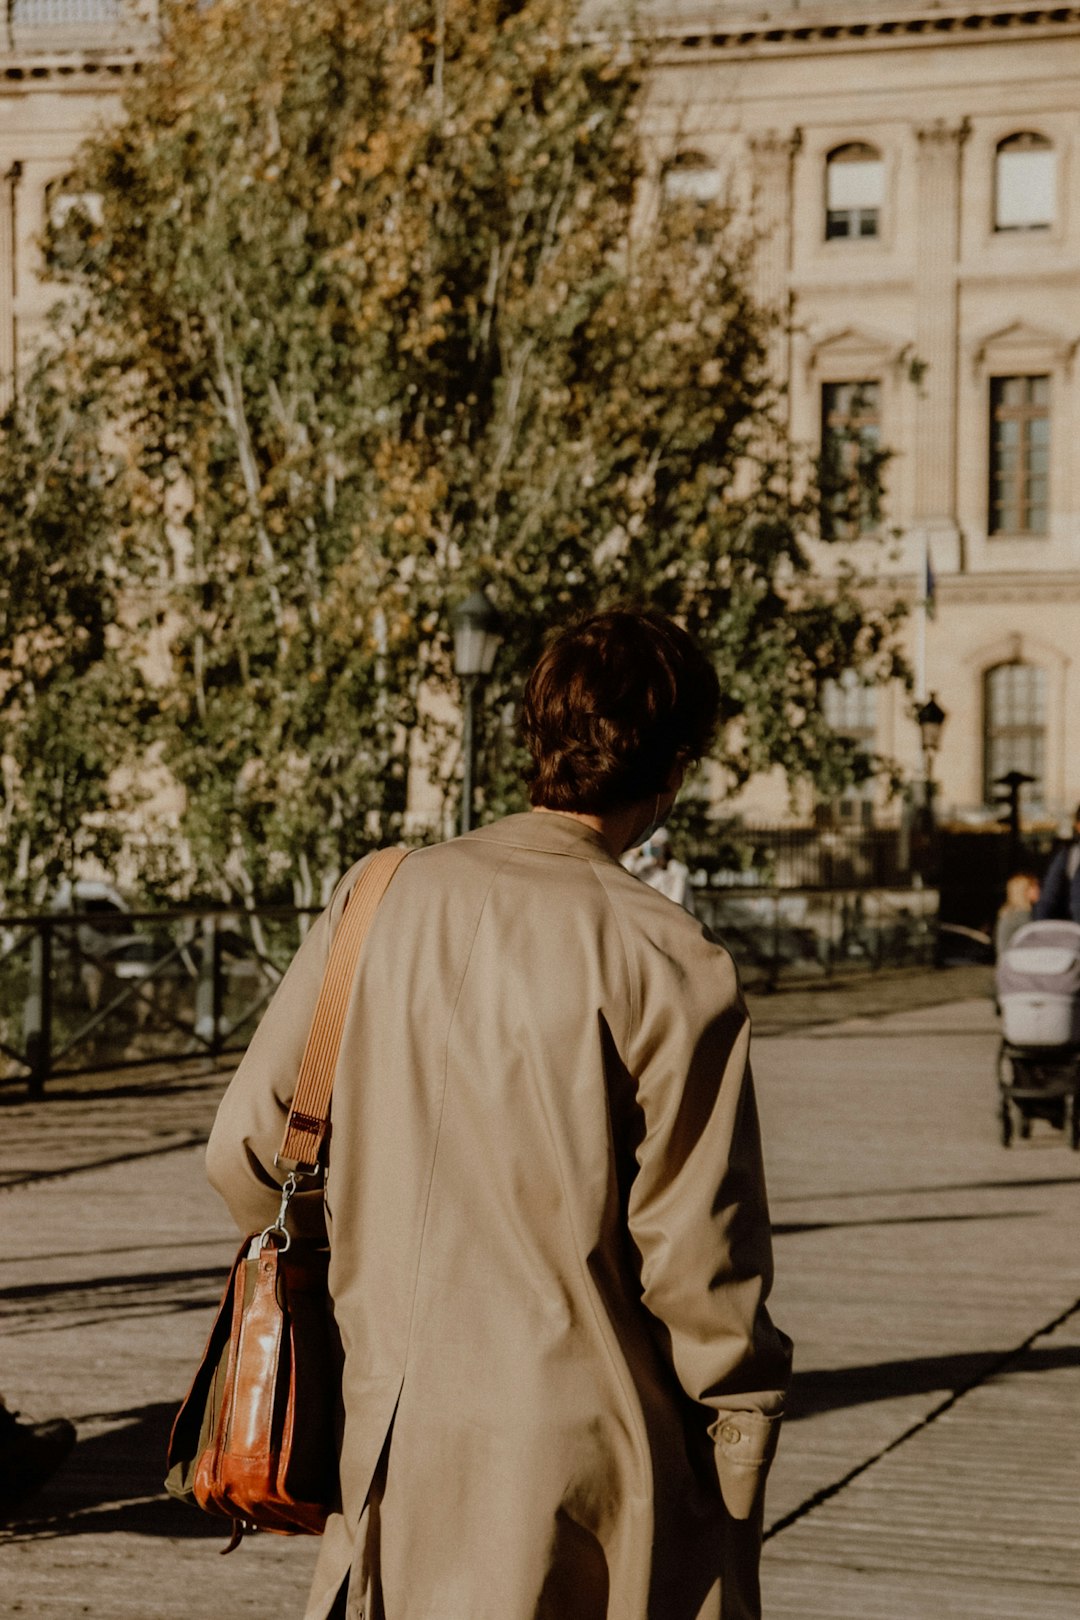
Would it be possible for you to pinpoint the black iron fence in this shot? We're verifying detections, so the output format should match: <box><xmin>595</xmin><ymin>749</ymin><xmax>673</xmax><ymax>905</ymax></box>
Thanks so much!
<box><xmin>0</xmin><ymin>905</ymin><xmax>318</xmax><ymax>1098</ymax></box>
<box><xmin>689</xmin><ymin>824</ymin><xmax>913</xmax><ymax>892</ymax></box>
<box><xmin>694</xmin><ymin>884</ymin><xmax>939</xmax><ymax>989</ymax></box>
<box><xmin>1</xmin><ymin>858</ymin><xmax>942</xmax><ymax>1098</ymax></box>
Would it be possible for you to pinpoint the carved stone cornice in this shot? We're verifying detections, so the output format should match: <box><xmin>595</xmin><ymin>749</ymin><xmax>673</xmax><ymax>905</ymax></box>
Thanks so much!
<box><xmin>0</xmin><ymin>54</ymin><xmax>144</xmax><ymax>85</ymax></box>
<box><xmin>748</xmin><ymin>127</ymin><xmax>804</xmax><ymax>164</ymax></box>
<box><xmin>939</xmin><ymin>575</ymin><xmax>1080</xmax><ymax>606</ymax></box>
<box><xmin>615</xmin><ymin>6</ymin><xmax>1080</xmax><ymax>59</ymax></box>
<box><xmin>970</xmin><ymin>319</ymin><xmax>1080</xmax><ymax>377</ymax></box>
<box><xmin>916</xmin><ymin>117</ymin><xmax>972</xmax><ymax>152</ymax></box>
<box><xmin>887</xmin><ymin>571</ymin><xmax>1080</xmax><ymax>607</ymax></box>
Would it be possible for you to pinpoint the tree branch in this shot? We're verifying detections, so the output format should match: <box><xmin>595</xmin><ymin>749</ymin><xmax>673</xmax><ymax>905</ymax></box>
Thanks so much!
<box><xmin>205</xmin><ymin>311</ymin><xmax>285</xmax><ymax>631</ymax></box>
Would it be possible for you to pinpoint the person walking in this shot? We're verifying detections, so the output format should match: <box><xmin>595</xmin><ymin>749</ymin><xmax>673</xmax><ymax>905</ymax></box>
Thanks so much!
<box><xmin>205</xmin><ymin>609</ymin><xmax>791</xmax><ymax>1620</ymax></box>
<box><xmin>626</xmin><ymin>825</ymin><xmax>698</xmax><ymax>914</ymax></box>
<box><xmin>995</xmin><ymin>871</ymin><xmax>1040</xmax><ymax>959</ymax></box>
<box><xmin>1033</xmin><ymin>804</ymin><xmax>1080</xmax><ymax>924</ymax></box>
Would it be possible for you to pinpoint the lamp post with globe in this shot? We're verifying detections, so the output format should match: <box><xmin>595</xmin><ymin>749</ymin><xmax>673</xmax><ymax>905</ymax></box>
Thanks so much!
<box><xmin>450</xmin><ymin>587</ymin><xmax>503</xmax><ymax>835</ymax></box>
<box><xmin>915</xmin><ymin>692</ymin><xmax>947</xmax><ymax>879</ymax></box>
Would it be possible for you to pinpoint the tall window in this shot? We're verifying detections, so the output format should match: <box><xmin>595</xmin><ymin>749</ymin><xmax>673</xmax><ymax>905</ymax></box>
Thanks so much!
<box><xmin>984</xmin><ymin>663</ymin><xmax>1046</xmax><ymax>807</ymax></box>
<box><xmin>660</xmin><ymin>151</ymin><xmax>722</xmax><ymax>207</ymax></box>
<box><xmin>989</xmin><ymin>375</ymin><xmax>1050</xmax><ymax>536</ymax></box>
<box><xmin>44</xmin><ymin>178</ymin><xmax>105</xmax><ymax>273</ymax></box>
<box><xmin>825</xmin><ymin>144</ymin><xmax>884</xmax><ymax>240</ymax></box>
<box><xmin>821</xmin><ymin>381</ymin><xmax>882</xmax><ymax>538</ymax></box>
<box><xmin>822</xmin><ymin>671</ymin><xmax>877</xmax><ymax>745</ymax></box>
<box><xmin>820</xmin><ymin>673</ymin><xmax>878</xmax><ymax>823</ymax></box>
<box><xmin>995</xmin><ymin>133</ymin><xmax>1055</xmax><ymax>232</ymax></box>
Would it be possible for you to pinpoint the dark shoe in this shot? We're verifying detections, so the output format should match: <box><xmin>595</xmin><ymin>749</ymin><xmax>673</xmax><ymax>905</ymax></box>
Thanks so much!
<box><xmin>0</xmin><ymin>1406</ymin><xmax>77</xmax><ymax>1514</ymax></box>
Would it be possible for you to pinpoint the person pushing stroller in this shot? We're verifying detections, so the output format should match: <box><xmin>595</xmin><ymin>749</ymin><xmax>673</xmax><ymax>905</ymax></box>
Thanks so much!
<box><xmin>1033</xmin><ymin>804</ymin><xmax>1080</xmax><ymax>924</ymax></box>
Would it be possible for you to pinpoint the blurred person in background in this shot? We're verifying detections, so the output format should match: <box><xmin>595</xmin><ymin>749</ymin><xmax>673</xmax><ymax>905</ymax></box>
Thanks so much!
<box><xmin>1033</xmin><ymin>804</ymin><xmax>1080</xmax><ymax>925</ymax></box>
<box><xmin>995</xmin><ymin>872</ymin><xmax>1041</xmax><ymax>960</ymax></box>
<box><xmin>624</xmin><ymin>825</ymin><xmax>698</xmax><ymax>915</ymax></box>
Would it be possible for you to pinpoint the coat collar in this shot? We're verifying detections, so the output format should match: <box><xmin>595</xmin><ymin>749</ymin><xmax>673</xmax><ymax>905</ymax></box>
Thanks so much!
<box><xmin>467</xmin><ymin>810</ymin><xmax>622</xmax><ymax>867</ymax></box>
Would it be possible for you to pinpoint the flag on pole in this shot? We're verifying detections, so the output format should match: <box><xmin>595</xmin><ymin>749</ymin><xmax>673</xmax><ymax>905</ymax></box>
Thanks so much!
<box><xmin>924</xmin><ymin>545</ymin><xmax>937</xmax><ymax>621</ymax></box>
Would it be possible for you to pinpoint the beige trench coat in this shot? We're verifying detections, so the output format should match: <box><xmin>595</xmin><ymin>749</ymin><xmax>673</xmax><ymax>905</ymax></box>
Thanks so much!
<box><xmin>206</xmin><ymin>812</ymin><xmax>791</xmax><ymax>1620</ymax></box>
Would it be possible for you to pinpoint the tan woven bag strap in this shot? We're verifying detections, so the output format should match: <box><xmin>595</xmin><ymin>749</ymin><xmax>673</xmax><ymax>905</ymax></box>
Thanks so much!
<box><xmin>276</xmin><ymin>847</ymin><xmax>411</xmax><ymax>1175</ymax></box>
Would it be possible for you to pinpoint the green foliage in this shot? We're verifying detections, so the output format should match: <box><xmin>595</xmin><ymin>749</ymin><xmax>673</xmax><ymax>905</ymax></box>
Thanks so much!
<box><xmin>0</xmin><ymin>359</ymin><xmax>141</xmax><ymax>905</ymax></box>
<box><xmin>0</xmin><ymin>0</ymin><xmax>905</xmax><ymax>904</ymax></box>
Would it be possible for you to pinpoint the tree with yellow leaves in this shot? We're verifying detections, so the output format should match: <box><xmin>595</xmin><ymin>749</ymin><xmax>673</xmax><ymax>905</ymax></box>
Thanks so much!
<box><xmin>2</xmin><ymin>0</ymin><xmax>902</xmax><ymax>904</ymax></box>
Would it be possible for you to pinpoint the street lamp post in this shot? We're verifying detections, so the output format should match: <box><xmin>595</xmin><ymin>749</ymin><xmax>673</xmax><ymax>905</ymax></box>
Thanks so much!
<box><xmin>915</xmin><ymin>692</ymin><xmax>947</xmax><ymax>877</ymax></box>
<box><xmin>994</xmin><ymin>769</ymin><xmax>1035</xmax><ymax>873</ymax></box>
<box><xmin>451</xmin><ymin>587</ymin><xmax>502</xmax><ymax>835</ymax></box>
<box><xmin>916</xmin><ymin>693</ymin><xmax>946</xmax><ymax>800</ymax></box>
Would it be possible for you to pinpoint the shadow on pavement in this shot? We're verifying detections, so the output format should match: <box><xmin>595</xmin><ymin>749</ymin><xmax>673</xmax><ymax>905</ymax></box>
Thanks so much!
<box><xmin>774</xmin><ymin>1172</ymin><xmax>1080</xmax><ymax>1204</ymax></box>
<box><xmin>2</xmin><ymin>1264</ymin><xmax>226</xmax><ymax>1336</ymax></box>
<box><xmin>0</xmin><ymin>1401</ymin><xmax>226</xmax><ymax>1541</ymax></box>
<box><xmin>0</xmin><ymin>1075</ymin><xmax>223</xmax><ymax>1112</ymax></box>
<box><xmin>0</xmin><ymin>1136</ymin><xmax>208</xmax><ymax>1192</ymax></box>
<box><xmin>790</xmin><ymin>1344</ymin><xmax>1080</xmax><ymax>1420</ymax></box>
<box><xmin>773</xmin><ymin>1209</ymin><xmax>1034</xmax><ymax>1235</ymax></box>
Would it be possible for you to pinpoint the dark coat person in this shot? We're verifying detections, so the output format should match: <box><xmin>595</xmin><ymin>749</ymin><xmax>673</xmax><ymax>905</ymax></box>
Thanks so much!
<box><xmin>1033</xmin><ymin>806</ymin><xmax>1080</xmax><ymax>924</ymax></box>
<box><xmin>205</xmin><ymin>610</ymin><xmax>792</xmax><ymax>1620</ymax></box>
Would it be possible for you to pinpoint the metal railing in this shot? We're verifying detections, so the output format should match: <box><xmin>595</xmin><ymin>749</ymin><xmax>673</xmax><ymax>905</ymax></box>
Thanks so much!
<box><xmin>0</xmin><ymin>881</ymin><xmax>942</xmax><ymax>1096</ymax></box>
<box><xmin>0</xmin><ymin>905</ymin><xmax>318</xmax><ymax>1098</ymax></box>
<box><xmin>694</xmin><ymin>883</ymin><xmax>939</xmax><ymax>990</ymax></box>
<box><xmin>5</xmin><ymin>0</ymin><xmax>155</xmax><ymax>52</ymax></box>
<box><xmin>689</xmin><ymin>824</ymin><xmax>914</xmax><ymax>892</ymax></box>
<box><xmin>12</xmin><ymin>0</ymin><xmax>124</xmax><ymax>22</ymax></box>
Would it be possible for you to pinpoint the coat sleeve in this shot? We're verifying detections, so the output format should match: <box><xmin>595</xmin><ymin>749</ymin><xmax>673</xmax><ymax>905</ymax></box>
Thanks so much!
<box><xmin>623</xmin><ymin>919</ymin><xmax>792</xmax><ymax>1523</ymax></box>
<box><xmin>204</xmin><ymin>863</ymin><xmax>364</xmax><ymax>1243</ymax></box>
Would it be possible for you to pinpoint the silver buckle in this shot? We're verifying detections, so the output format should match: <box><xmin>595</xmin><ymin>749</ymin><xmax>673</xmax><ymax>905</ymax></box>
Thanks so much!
<box><xmin>257</xmin><ymin>1171</ymin><xmax>299</xmax><ymax>1253</ymax></box>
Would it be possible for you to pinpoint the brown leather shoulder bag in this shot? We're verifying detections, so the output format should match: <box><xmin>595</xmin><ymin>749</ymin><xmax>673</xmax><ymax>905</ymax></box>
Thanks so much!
<box><xmin>165</xmin><ymin>847</ymin><xmax>410</xmax><ymax>1550</ymax></box>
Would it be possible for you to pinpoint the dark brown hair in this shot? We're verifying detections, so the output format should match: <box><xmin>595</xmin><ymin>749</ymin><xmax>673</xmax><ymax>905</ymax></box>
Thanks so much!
<box><xmin>521</xmin><ymin>610</ymin><xmax>720</xmax><ymax>812</ymax></box>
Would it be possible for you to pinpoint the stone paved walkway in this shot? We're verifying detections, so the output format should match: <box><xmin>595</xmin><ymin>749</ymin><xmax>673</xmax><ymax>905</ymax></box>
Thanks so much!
<box><xmin>753</xmin><ymin>989</ymin><xmax>1080</xmax><ymax>1618</ymax></box>
<box><xmin>2</xmin><ymin>966</ymin><xmax>1078</xmax><ymax>1618</ymax></box>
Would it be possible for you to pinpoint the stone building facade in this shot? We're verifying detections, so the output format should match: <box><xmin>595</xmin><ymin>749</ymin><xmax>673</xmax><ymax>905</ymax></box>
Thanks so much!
<box><xmin>636</xmin><ymin>1</ymin><xmax>1080</xmax><ymax>827</ymax></box>
<box><xmin>0</xmin><ymin>3</ymin><xmax>151</xmax><ymax>401</ymax></box>
<box><xmin>4</xmin><ymin>2</ymin><xmax>1080</xmax><ymax>830</ymax></box>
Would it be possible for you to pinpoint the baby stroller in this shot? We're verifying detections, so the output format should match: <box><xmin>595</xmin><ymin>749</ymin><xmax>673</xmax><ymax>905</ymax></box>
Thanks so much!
<box><xmin>996</xmin><ymin>920</ymin><xmax>1080</xmax><ymax>1148</ymax></box>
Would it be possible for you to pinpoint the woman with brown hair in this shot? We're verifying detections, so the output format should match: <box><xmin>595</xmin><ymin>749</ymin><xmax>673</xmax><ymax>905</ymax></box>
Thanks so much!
<box><xmin>206</xmin><ymin>608</ymin><xmax>791</xmax><ymax>1620</ymax></box>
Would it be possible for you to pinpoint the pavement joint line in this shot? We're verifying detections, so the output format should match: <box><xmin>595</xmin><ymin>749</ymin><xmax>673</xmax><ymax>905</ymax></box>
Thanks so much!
<box><xmin>763</xmin><ymin>1289</ymin><xmax>1080</xmax><ymax>1543</ymax></box>
<box><xmin>0</xmin><ymin>1132</ymin><xmax>207</xmax><ymax>1194</ymax></box>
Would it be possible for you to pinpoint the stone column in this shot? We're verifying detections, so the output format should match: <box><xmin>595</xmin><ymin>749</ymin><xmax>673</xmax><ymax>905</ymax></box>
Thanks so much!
<box><xmin>0</xmin><ymin>163</ymin><xmax>21</xmax><ymax>413</ymax></box>
<box><xmin>913</xmin><ymin>119</ymin><xmax>969</xmax><ymax>566</ymax></box>
<box><xmin>748</xmin><ymin>128</ymin><xmax>801</xmax><ymax>426</ymax></box>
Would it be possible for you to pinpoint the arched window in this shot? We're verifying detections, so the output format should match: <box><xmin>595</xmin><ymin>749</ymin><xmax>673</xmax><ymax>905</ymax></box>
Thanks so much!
<box><xmin>660</xmin><ymin>150</ymin><xmax>722</xmax><ymax>207</ymax></box>
<box><xmin>822</xmin><ymin>670</ymin><xmax>877</xmax><ymax>745</ymax></box>
<box><xmin>46</xmin><ymin>178</ymin><xmax>103</xmax><ymax>232</ymax></box>
<box><xmin>820</xmin><ymin>380</ymin><xmax>882</xmax><ymax>538</ymax></box>
<box><xmin>984</xmin><ymin>662</ymin><xmax>1046</xmax><ymax>808</ymax></box>
<box><xmin>820</xmin><ymin>672</ymin><xmax>878</xmax><ymax>823</ymax></box>
<box><xmin>44</xmin><ymin>176</ymin><xmax>104</xmax><ymax>272</ymax></box>
<box><xmin>825</xmin><ymin>143</ymin><xmax>884</xmax><ymax>240</ymax></box>
<box><xmin>995</xmin><ymin>133</ymin><xmax>1055</xmax><ymax>232</ymax></box>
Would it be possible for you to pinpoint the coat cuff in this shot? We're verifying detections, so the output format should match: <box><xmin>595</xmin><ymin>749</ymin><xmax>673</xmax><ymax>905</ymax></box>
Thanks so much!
<box><xmin>710</xmin><ymin>1409</ymin><xmax>783</xmax><ymax>1520</ymax></box>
